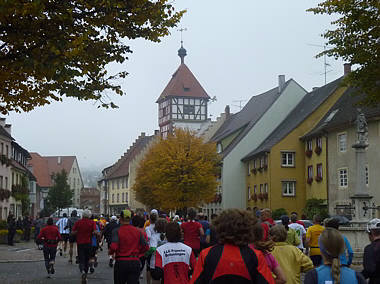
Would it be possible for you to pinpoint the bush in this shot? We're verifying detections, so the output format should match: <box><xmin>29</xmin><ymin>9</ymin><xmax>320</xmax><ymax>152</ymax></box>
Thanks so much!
<box><xmin>303</xmin><ymin>198</ymin><xmax>329</xmax><ymax>220</ymax></box>
<box><xmin>272</xmin><ymin>208</ymin><xmax>288</xmax><ymax>220</ymax></box>
<box><xmin>0</xmin><ymin>220</ymin><xmax>7</xmax><ymax>230</ymax></box>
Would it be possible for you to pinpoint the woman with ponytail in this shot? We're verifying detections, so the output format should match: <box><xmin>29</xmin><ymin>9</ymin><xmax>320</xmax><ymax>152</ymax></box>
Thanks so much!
<box><xmin>304</xmin><ymin>228</ymin><xmax>366</xmax><ymax>283</ymax></box>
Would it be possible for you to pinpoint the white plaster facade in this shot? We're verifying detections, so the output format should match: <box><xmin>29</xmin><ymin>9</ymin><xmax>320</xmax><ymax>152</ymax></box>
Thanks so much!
<box><xmin>221</xmin><ymin>80</ymin><xmax>307</xmax><ymax>209</ymax></box>
<box><xmin>68</xmin><ymin>158</ymin><xmax>84</xmax><ymax>208</ymax></box>
<box><xmin>328</xmin><ymin>120</ymin><xmax>380</xmax><ymax>218</ymax></box>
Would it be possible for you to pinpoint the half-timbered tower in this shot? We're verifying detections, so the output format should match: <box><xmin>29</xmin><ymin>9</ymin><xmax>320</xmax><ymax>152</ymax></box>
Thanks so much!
<box><xmin>156</xmin><ymin>45</ymin><xmax>210</xmax><ymax>138</ymax></box>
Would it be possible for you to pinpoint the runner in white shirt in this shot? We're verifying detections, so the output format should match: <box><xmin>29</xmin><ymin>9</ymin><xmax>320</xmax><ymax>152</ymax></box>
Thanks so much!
<box><xmin>56</xmin><ymin>213</ymin><xmax>70</xmax><ymax>256</ymax></box>
<box><xmin>289</xmin><ymin>214</ymin><xmax>306</xmax><ymax>251</ymax></box>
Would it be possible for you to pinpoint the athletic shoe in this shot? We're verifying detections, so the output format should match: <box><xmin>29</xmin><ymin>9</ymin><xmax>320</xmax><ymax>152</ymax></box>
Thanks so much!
<box><xmin>81</xmin><ymin>273</ymin><xmax>87</xmax><ymax>284</ymax></box>
<box><xmin>90</xmin><ymin>267</ymin><xmax>95</xmax><ymax>274</ymax></box>
<box><xmin>59</xmin><ymin>249</ymin><xmax>62</xmax><ymax>256</ymax></box>
<box><xmin>75</xmin><ymin>256</ymin><xmax>79</xmax><ymax>264</ymax></box>
<box><xmin>68</xmin><ymin>258</ymin><xmax>73</xmax><ymax>264</ymax></box>
<box><xmin>109</xmin><ymin>259</ymin><xmax>113</xmax><ymax>268</ymax></box>
<box><xmin>50</xmin><ymin>265</ymin><xmax>55</xmax><ymax>274</ymax></box>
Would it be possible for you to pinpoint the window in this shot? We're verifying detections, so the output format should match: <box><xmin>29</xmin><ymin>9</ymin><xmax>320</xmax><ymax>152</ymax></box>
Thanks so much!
<box><xmin>338</xmin><ymin>133</ymin><xmax>347</xmax><ymax>152</ymax></box>
<box><xmin>281</xmin><ymin>152</ymin><xmax>295</xmax><ymax>167</ymax></box>
<box><xmin>112</xmin><ymin>180</ymin><xmax>114</xmax><ymax>189</ymax></box>
<box><xmin>317</xmin><ymin>164</ymin><xmax>323</xmax><ymax>178</ymax></box>
<box><xmin>254</xmin><ymin>185</ymin><xmax>257</xmax><ymax>193</ymax></box>
<box><xmin>307</xmin><ymin>166</ymin><xmax>313</xmax><ymax>179</ymax></box>
<box><xmin>4</xmin><ymin>177</ymin><xmax>7</xmax><ymax>189</ymax></box>
<box><xmin>316</xmin><ymin>137</ymin><xmax>322</xmax><ymax>149</ymax></box>
<box><xmin>183</xmin><ymin>105</ymin><xmax>195</xmax><ymax>115</ymax></box>
<box><xmin>260</xmin><ymin>157</ymin><xmax>264</xmax><ymax>168</ymax></box>
<box><xmin>338</xmin><ymin>168</ymin><xmax>348</xmax><ymax>187</ymax></box>
<box><xmin>247</xmin><ymin>162</ymin><xmax>251</xmax><ymax>176</ymax></box>
<box><xmin>117</xmin><ymin>179</ymin><xmax>120</xmax><ymax>189</ymax></box>
<box><xmin>112</xmin><ymin>194</ymin><xmax>115</xmax><ymax>203</ymax></box>
<box><xmin>117</xmin><ymin>193</ymin><xmax>119</xmax><ymax>202</ymax></box>
<box><xmin>282</xmin><ymin>181</ymin><xmax>296</xmax><ymax>196</ymax></box>
<box><xmin>125</xmin><ymin>192</ymin><xmax>128</xmax><ymax>203</ymax></box>
<box><xmin>253</xmin><ymin>159</ymin><xmax>257</xmax><ymax>169</ymax></box>
<box><xmin>0</xmin><ymin>143</ymin><xmax>3</xmax><ymax>155</ymax></box>
<box><xmin>0</xmin><ymin>176</ymin><xmax>3</xmax><ymax>188</ymax></box>
<box><xmin>217</xmin><ymin>143</ymin><xmax>222</xmax><ymax>154</ymax></box>
<box><xmin>307</xmin><ymin>140</ymin><xmax>313</xmax><ymax>151</ymax></box>
<box><xmin>122</xmin><ymin>192</ymin><xmax>125</xmax><ymax>202</ymax></box>
<box><xmin>260</xmin><ymin>184</ymin><xmax>263</xmax><ymax>193</ymax></box>
<box><xmin>264</xmin><ymin>183</ymin><xmax>268</xmax><ymax>193</ymax></box>
<box><xmin>5</xmin><ymin>145</ymin><xmax>8</xmax><ymax>157</ymax></box>
<box><xmin>365</xmin><ymin>165</ymin><xmax>369</xmax><ymax>186</ymax></box>
<box><xmin>248</xmin><ymin>186</ymin><xmax>252</xmax><ymax>197</ymax></box>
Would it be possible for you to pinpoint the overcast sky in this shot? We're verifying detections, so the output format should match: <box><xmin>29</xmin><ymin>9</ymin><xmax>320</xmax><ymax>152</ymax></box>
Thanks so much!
<box><xmin>7</xmin><ymin>0</ymin><xmax>344</xmax><ymax>171</ymax></box>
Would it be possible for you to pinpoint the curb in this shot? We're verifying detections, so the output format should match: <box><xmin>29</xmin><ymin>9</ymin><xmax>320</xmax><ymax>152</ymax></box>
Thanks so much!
<box><xmin>0</xmin><ymin>259</ymin><xmax>44</xmax><ymax>263</ymax></box>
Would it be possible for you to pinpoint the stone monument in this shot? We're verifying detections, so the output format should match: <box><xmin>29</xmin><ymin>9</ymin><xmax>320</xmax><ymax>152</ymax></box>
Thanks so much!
<box><xmin>351</xmin><ymin>108</ymin><xmax>373</xmax><ymax>221</ymax></box>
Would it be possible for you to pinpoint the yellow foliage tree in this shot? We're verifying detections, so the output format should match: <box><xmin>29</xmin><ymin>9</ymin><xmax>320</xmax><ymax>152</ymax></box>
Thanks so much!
<box><xmin>133</xmin><ymin>129</ymin><xmax>221</xmax><ymax>210</ymax></box>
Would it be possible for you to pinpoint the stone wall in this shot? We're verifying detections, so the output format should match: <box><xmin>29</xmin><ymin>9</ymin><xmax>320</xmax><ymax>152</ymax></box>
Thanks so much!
<box><xmin>340</xmin><ymin>226</ymin><xmax>370</xmax><ymax>264</ymax></box>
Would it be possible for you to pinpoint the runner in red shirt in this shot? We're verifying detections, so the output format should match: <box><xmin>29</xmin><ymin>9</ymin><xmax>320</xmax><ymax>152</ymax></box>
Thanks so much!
<box><xmin>260</xmin><ymin>208</ymin><xmax>276</xmax><ymax>241</ymax></box>
<box><xmin>37</xmin><ymin>217</ymin><xmax>62</xmax><ymax>278</ymax></box>
<box><xmin>152</xmin><ymin>222</ymin><xmax>196</xmax><ymax>284</ymax></box>
<box><xmin>72</xmin><ymin>209</ymin><xmax>97</xmax><ymax>283</ymax></box>
<box><xmin>109</xmin><ymin>209</ymin><xmax>149</xmax><ymax>284</ymax></box>
<box><xmin>180</xmin><ymin>208</ymin><xmax>204</xmax><ymax>257</ymax></box>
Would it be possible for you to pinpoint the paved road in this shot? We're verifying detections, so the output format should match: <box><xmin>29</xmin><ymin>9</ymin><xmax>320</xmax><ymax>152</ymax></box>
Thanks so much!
<box><xmin>0</xmin><ymin>242</ymin><xmax>146</xmax><ymax>284</ymax></box>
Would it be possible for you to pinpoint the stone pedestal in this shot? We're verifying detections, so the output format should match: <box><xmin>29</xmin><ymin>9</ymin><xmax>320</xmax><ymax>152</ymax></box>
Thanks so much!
<box><xmin>351</xmin><ymin>194</ymin><xmax>374</xmax><ymax>221</ymax></box>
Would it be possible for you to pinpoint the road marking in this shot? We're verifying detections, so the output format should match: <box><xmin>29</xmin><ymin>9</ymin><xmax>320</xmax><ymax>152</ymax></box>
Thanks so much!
<box><xmin>15</xmin><ymin>248</ymin><xmax>32</xmax><ymax>253</ymax></box>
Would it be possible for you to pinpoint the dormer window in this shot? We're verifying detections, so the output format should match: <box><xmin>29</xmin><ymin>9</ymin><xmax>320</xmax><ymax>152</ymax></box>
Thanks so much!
<box><xmin>184</xmin><ymin>87</ymin><xmax>190</xmax><ymax>92</ymax></box>
<box><xmin>217</xmin><ymin>143</ymin><xmax>222</xmax><ymax>154</ymax></box>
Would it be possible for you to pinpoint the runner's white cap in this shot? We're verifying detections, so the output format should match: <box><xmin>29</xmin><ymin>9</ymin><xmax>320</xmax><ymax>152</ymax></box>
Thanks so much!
<box><xmin>367</xmin><ymin>218</ymin><xmax>380</xmax><ymax>233</ymax></box>
<box><xmin>111</xmin><ymin>215</ymin><xmax>117</xmax><ymax>220</ymax></box>
<box><xmin>150</xmin><ymin>209</ymin><xmax>158</xmax><ymax>215</ymax></box>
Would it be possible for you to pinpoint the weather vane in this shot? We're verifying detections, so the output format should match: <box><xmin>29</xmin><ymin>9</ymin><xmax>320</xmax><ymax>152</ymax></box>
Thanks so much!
<box><xmin>178</xmin><ymin>27</ymin><xmax>187</xmax><ymax>46</ymax></box>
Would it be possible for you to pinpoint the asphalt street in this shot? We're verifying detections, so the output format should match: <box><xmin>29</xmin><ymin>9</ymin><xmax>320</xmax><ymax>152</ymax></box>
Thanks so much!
<box><xmin>0</xmin><ymin>244</ymin><xmax>146</xmax><ymax>284</ymax></box>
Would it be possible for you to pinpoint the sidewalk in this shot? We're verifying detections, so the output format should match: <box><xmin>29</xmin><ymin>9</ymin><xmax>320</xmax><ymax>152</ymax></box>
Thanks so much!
<box><xmin>0</xmin><ymin>240</ymin><xmax>44</xmax><ymax>263</ymax></box>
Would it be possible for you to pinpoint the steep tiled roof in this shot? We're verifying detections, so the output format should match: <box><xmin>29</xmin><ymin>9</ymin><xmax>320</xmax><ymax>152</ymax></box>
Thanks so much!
<box><xmin>107</xmin><ymin>134</ymin><xmax>156</xmax><ymax>179</ymax></box>
<box><xmin>156</xmin><ymin>64</ymin><xmax>210</xmax><ymax>103</ymax></box>
<box><xmin>211</xmin><ymin>80</ymin><xmax>293</xmax><ymax>157</ymax></box>
<box><xmin>44</xmin><ymin>156</ymin><xmax>76</xmax><ymax>176</ymax></box>
<box><xmin>303</xmin><ymin>87</ymin><xmax>380</xmax><ymax>139</ymax></box>
<box><xmin>242</xmin><ymin>77</ymin><xmax>343</xmax><ymax>161</ymax></box>
<box><xmin>28</xmin><ymin>153</ymin><xmax>52</xmax><ymax>187</ymax></box>
<box><xmin>0</xmin><ymin>124</ymin><xmax>13</xmax><ymax>140</ymax></box>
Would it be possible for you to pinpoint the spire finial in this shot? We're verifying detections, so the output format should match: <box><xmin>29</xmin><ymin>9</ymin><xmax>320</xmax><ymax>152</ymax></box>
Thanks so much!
<box><xmin>178</xmin><ymin>27</ymin><xmax>187</xmax><ymax>64</ymax></box>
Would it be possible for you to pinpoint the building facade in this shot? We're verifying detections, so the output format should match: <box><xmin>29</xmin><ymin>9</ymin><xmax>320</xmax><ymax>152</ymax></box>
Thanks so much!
<box><xmin>212</xmin><ymin>76</ymin><xmax>307</xmax><ymax>209</ymax></box>
<box><xmin>243</xmin><ymin>78</ymin><xmax>347</xmax><ymax>214</ymax></box>
<box><xmin>80</xmin><ymin>187</ymin><xmax>100</xmax><ymax>214</ymax></box>
<box><xmin>304</xmin><ymin>87</ymin><xmax>380</xmax><ymax>218</ymax></box>
<box><xmin>103</xmin><ymin>132</ymin><xmax>157</xmax><ymax>215</ymax></box>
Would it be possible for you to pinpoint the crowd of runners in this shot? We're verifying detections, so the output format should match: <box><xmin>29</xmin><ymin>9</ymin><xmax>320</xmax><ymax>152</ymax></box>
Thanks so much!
<box><xmin>8</xmin><ymin>207</ymin><xmax>380</xmax><ymax>284</ymax></box>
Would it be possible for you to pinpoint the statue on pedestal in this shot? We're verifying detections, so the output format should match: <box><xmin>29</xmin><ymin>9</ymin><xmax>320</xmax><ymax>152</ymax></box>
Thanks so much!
<box><xmin>356</xmin><ymin>108</ymin><xmax>368</xmax><ymax>145</ymax></box>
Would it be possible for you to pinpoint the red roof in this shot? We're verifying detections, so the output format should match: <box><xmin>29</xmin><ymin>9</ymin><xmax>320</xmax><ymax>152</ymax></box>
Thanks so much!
<box><xmin>28</xmin><ymin>153</ymin><xmax>52</xmax><ymax>187</ymax></box>
<box><xmin>156</xmin><ymin>63</ymin><xmax>210</xmax><ymax>103</ymax></box>
<box><xmin>28</xmin><ymin>154</ymin><xmax>76</xmax><ymax>188</ymax></box>
<box><xmin>44</xmin><ymin>156</ymin><xmax>75</xmax><ymax>177</ymax></box>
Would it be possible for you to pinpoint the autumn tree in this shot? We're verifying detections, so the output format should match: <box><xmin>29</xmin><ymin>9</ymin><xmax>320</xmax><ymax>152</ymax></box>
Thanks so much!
<box><xmin>133</xmin><ymin>129</ymin><xmax>221</xmax><ymax>210</ymax></box>
<box><xmin>0</xmin><ymin>1</ymin><xmax>184</xmax><ymax>114</ymax></box>
<box><xmin>308</xmin><ymin>0</ymin><xmax>380</xmax><ymax>104</ymax></box>
<box><xmin>46</xmin><ymin>169</ymin><xmax>73</xmax><ymax>212</ymax></box>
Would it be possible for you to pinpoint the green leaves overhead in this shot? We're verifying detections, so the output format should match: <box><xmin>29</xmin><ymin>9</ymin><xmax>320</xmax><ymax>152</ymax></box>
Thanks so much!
<box><xmin>308</xmin><ymin>0</ymin><xmax>380</xmax><ymax>104</ymax></box>
<box><xmin>0</xmin><ymin>0</ymin><xmax>185</xmax><ymax>114</ymax></box>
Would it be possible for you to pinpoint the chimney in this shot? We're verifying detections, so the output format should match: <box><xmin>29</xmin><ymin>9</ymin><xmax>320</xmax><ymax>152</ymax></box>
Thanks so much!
<box><xmin>278</xmin><ymin>75</ymin><xmax>285</xmax><ymax>93</ymax></box>
<box><xmin>4</xmin><ymin>124</ymin><xmax>11</xmax><ymax>135</ymax></box>
<box><xmin>58</xmin><ymin>156</ymin><xmax>61</xmax><ymax>164</ymax></box>
<box><xmin>225</xmin><ymin>105</ymin><xmax>230</xmax><ymax>118</ymax></box>
<box><xmin>344</xmin><ymin>63</ymin><xmax>351</xmax><ymax>76</ymax></box>
<box><xmin>0</xmin><ymin>118</ymin><xmax>5</xmax><ymax>127</ymax></box>
<box><xmin>141</xmin><ymin>132</ymin><xmax>146</xmax><ymax>137</ymax></box>
<box><xmin>312</xmin><ymin>87</ymin><xmax>319</xmax><ymax>91</ymax></box>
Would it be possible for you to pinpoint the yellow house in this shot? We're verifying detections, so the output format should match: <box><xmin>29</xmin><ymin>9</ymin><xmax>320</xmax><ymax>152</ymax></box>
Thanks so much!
<box><xmin>242</xmin><ymin>78</ymin><xmax>347</xmax><ymax>214</ymax></box>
